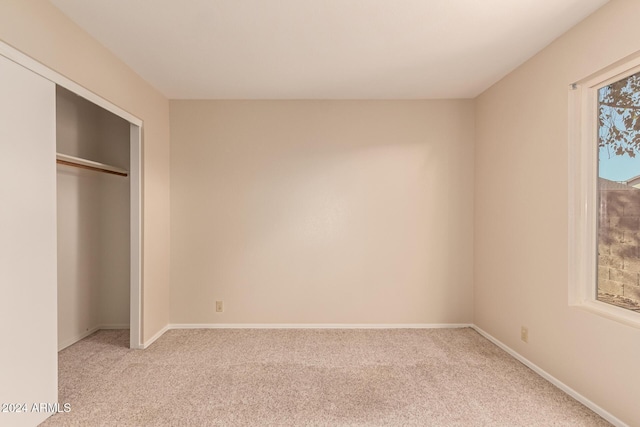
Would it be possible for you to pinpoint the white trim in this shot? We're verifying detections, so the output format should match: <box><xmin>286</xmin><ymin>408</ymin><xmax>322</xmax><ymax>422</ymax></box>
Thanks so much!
<box><xmin>58</xmin><ymin>327</ymin><xmax>101</xmax><ymax>352</ymax></box>
<box><xmin>141</xmin><ymin>323</ymin><xmax>472</xmax><ymax>348</ymax></box>
<box><xmin>58</xmin><ymin>325</ymin><xmax>131</xmax><ymax>351</ymax></box>
<box><xmin>0</xmin><ymin>41</ymin><xmax>142</xmax><ymax>126</ymax></box>
<box><xmin>568</xmin><ymin>80</ymin><xmax>597</xmax><ymax>307</ymax></box>
<box><xmin>169</xmin><ymin>323</ymin><xmax>473</xmax><ymax>329</ymax></box>
<box><xmin>142</xmin><ymin>324</ymin><xmax>170</xmax><ymax>349</ymax></box>
<box><xmin>567</xmin><ymin>83</ymin><xmax>583</xmax><ymax>306</ymax></box>
<box><xmin>129</xmin><ymin>124</ymin><xmax>144</xmax><ymax>349</ymax></box>
<box><xmin>99</xmin><ymin>324</ymin><xmax>130</xmax><ymax>330</ymax></box>
<box><xmin>472</xmin><ymin>325</ymin><xmax>629</xmax><ymax>427</ymax></box>
<box><xmin>568</xmin><ymin>51</ymin><xmax>640</xmax><ymax>328</ymax></box>
<box><xmin>573</xmin><ymin>300</ymin><xmax>640</xmax><ymax>329</ymax></box>
<box><xmin>573</xmin><ymin>50</ymin><xmax>640</xmax><ymax>92</ymax></box>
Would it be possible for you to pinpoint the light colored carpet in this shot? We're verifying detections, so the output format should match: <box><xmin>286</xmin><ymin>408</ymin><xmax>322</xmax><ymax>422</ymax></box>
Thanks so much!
<box><xmin>41</xmin><ymin>328</ymin><xmax>609</xmax><ymax>426</ymax></box>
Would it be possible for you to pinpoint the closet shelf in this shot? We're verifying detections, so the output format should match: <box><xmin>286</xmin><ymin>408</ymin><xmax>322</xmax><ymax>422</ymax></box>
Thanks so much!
<box><xmin>56</xmin><ymin>153</ymin><xmax>128</xmax><ymax>177</ymax></box>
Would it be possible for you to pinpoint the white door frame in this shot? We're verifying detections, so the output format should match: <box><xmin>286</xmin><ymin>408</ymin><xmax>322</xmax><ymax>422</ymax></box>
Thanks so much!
<box><xmin>0</xmin><ymin>41</ymin><xmax>144</xmax><ymax>349</ymax></box>
<box><xmin>129</xmin><ymin>124</ymin><xmax>143</xmax><ymax>349</ymax></box>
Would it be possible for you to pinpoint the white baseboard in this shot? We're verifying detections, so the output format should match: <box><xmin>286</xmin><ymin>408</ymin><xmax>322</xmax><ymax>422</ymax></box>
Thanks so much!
<box><xmin>58</xmin><ymin>324</ymin><xmax>131</xmax><ymax>351</ymax></box>
<box><xmin>471</xmin><ymin>325</ymin><xmax>628</xmax><ymax>427</ymax></box>
<box><xmin>99</xmin><ymin>323</ymin><xmax>130</xmax><ymax>330</ymax></box>
<box><xmin>142</xmin><ymin>323</ymin><xmax>471</xmax><ymax>347</ymax></box>
<box><xmin>169</xmin><ymin>323</ymin><xmax>473</xmax><ymax>329</ymax></box>
<box><xmin>142</xmin><ymin>324</ymin><xmax>170</xmax><ymax>349</ymax></box>
<box><xmin>58</xmin><ymin>326</ymin><xmax>101</xmax><ymax>351</ymax></box>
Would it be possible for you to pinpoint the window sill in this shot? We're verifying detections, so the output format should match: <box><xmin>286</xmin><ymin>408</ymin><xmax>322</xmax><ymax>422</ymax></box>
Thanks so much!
<box><xmin>571</xmin><ymin>299</ymin><xmax>640</xmax><ymax>329</ymax></box>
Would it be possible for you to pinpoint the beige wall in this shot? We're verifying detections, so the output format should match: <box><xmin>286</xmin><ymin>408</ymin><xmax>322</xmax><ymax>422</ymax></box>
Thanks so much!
<box><xmin>475</xmin><ymin>0</ymin><xmax>640</xmax><ymax>425</ymax></box>
<box><xmin>0</xmin><ymin>0</ymin><xmax>171</xmax><ymax>342</ymax></box>
<box><xmin>170</xmin><ymin>100</ymin><xmax>474</xmax><ymax>324</ymax></box>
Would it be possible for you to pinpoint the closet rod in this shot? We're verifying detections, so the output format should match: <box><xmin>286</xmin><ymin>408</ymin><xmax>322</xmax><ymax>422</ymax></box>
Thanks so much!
<box><xmin>56</xmin><ymin>153</ymin><xmax>129</xmax><ymax>177</ymax></box>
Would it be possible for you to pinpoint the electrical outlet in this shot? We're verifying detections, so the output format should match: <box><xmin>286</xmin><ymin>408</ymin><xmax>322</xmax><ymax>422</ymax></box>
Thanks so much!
<box><xmin>521</xmin><ymin>326</ymin><xmax>528</xmax><ymax>343</ymax></box>
<box><xmin>215</xmin><ymin>300</ymin><xmax>223</xmax><ymax>313</ymax></box>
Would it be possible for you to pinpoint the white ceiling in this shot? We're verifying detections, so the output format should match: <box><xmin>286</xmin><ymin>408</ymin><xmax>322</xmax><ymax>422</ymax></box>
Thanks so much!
<box><xmin>50</xmin><ymin>0</ymin><xmax>609</xmax><ymax>99</ymax></box>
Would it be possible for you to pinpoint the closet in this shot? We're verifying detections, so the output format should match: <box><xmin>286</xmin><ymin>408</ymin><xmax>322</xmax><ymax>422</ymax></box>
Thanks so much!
<box><xmin>0</xmin><ymin>43</ymin><xmax>142</xmax><ymax>427</ymax></box>
<box><xmin>56</xmin><ymin>86</ymin><xmax>131</xmax><ymax>350</ymax></box>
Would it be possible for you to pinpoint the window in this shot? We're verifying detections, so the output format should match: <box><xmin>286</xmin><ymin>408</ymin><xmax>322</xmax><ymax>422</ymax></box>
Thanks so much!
<box><xmin>570</xmin><ymin>53</ymin><xmax>640</xmax><ymax>326</ymax></box>
<box><xmin>597</xmin><ymin>72</ymin><xmax>640</xmax><ymax>313</ymax></box>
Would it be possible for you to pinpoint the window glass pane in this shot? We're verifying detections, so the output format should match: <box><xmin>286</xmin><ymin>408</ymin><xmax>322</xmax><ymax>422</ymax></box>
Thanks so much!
<box><xmin>598</xmin><ymin>71</ymin><xmax>640</xmax><ymax>312</ymax></box>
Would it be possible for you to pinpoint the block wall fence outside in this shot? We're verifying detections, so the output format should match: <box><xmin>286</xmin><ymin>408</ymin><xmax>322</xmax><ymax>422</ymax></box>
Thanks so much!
<box><xmin>598</xmin><ymin>183</ymin><xmax>640</xmax><ymax>306</ymax></box>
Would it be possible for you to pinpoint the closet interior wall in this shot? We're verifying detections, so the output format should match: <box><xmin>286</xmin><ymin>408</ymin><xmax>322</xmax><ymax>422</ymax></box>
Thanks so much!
<box><xmin>56</xmin><ymin>86</ymin><xmax>131</xmax><ymax>350</ymax></box>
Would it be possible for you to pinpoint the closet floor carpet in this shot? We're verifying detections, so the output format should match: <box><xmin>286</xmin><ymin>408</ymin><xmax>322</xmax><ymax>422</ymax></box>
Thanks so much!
<box><xmin>41</xmin><ymin>328</ymin><xmax>609</xmax><ymax>426</ymax></box>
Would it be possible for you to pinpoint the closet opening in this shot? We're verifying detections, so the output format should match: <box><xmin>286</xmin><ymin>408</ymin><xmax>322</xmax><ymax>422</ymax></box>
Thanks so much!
<box><xmin>55</xmin><ymin>86</ymin><xmax>142</xmax><ymax>350</ymax></box>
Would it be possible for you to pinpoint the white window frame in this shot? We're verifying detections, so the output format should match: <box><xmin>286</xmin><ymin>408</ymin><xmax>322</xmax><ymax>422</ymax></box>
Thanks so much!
<box><xmin>569</xmin><ymin>52</ymin><xmax>640</xmax><ymax>329</ymax></box>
